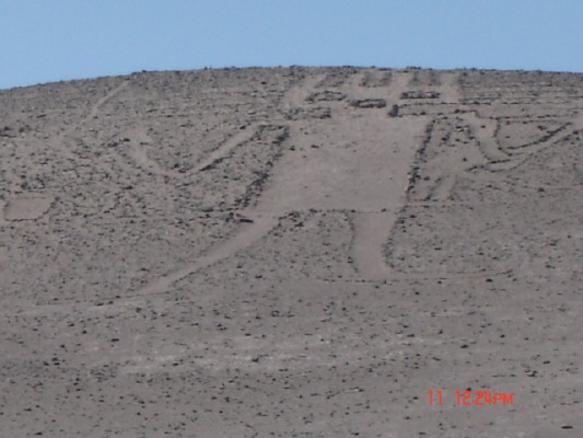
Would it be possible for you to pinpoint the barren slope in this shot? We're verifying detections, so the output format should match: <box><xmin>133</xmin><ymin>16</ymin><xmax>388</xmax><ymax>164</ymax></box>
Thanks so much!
<box><xmin>0</xmin><ymin>67</ymin><xmax>582</xmax><ymax>437</ymax></box>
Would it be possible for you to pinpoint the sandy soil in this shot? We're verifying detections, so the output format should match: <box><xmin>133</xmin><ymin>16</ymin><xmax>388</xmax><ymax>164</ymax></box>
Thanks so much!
<box><xmin>0</xmin><ymin>67</ymin><xmax>581</xmax><ymax>437</ymax></box>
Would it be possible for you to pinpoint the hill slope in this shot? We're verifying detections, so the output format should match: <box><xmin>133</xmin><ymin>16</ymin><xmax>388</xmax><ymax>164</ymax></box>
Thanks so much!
<box><xmin>1</xmin><ymin>67</ymin><xmax>582</xmax><ymax>437</ymax></box>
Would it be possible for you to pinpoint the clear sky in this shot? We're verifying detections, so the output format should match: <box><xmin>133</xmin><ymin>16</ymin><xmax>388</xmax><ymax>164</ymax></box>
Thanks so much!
<box><xmin>1</xmin><ymin>0</ymin><xmax>583</xmax><ymax>90</ymax></box>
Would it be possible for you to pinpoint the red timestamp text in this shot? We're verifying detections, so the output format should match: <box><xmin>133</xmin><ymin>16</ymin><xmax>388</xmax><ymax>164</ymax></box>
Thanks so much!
<box><xmin>427</xmin><ymin>388</ymin><xmax>514</xmax><ymax>408</ymax></box>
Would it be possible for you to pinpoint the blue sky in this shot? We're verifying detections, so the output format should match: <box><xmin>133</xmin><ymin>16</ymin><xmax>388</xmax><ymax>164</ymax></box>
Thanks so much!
<box><xmin>1</xmin><ymin>0</ymin><xmax>582</xmax><ymax>89</ymax></box>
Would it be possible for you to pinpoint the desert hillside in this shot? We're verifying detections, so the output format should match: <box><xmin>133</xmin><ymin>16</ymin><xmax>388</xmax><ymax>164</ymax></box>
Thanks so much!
<box><xmin>0</xmin><ymin>67</ymin><xmax>581</xmax><ymax>437</ymax></box>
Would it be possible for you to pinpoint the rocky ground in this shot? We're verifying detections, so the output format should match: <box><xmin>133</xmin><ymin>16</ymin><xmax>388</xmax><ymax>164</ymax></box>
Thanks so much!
<box><xmin>0</xmin><ymin>67</ymin><xmax>582</xmax><ymax>437</ymax></box>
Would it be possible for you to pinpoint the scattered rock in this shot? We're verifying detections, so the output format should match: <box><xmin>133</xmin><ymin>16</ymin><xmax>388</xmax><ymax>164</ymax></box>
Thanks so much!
<box><xmin>388</xmin><ymin>104</ymin><xmax>400</xmax><ymax>117</ymax></box>
<box><xmin>306</xmin><ymin>90</ymin><xmax>346</xmax><ymax>103</ymax></box>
